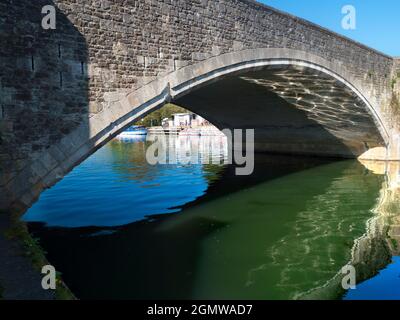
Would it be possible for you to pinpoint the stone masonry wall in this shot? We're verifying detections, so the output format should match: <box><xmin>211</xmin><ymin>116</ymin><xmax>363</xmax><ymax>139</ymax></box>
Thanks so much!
<box><xmin>393</xmin><ymin>59</ymin><xmax>400</xmax><ymax>97</ymax></box>
<box><xmin>0</xmin><ymin>0</ymin><xmax>88</xmax><ymax>204</ymax></box>
<box><xmin>0</xmin><ymin>0</ymin><xmax>395</xmax><ymax>210</ymax></box>
<box><xmin>391</xmin><ymin>58</ymin><xmax>400</xmax><ymax>127</ymax></box>
<box><xmin>63</xmin><ymin>0</ymin><xmax>393</xmax><ymax>109</ymax></box>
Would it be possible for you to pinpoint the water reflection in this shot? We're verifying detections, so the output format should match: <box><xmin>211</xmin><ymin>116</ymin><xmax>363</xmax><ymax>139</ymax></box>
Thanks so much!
<box><xmin>22</xmin><ymin>137</ymin><xmax>400</xmax><ymax>299</ymax></box>
<box><xmin>157</xmin><ymin>161</ymin><xmax>383</xmax><ymax>299</ymax></box>
<box><xmin>145</xmin><ymin>133</ymin><xmax>228</xmax><ymax>165</ymax></box>
<box><xmin>23</xmin><ymin>136</ymin><xmax>226</xmax><ymax>227</ymax></box>
<box><xmin>342</xmin><ymin>162</ymin><xmax>400</xmax><ymax>300</ymax></box>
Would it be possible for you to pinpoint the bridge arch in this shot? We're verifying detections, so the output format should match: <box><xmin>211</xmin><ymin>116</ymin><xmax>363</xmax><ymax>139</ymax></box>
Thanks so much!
<box><xmin>4</xmin><ymin>48</ymin><xmax>391</xmax><ymax>212</ymax></box>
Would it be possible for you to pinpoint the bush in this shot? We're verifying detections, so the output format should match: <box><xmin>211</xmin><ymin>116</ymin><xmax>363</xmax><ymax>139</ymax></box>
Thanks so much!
<box><xmin>136</xmin><ymin>103</ymin><xmax>188</xmax><ymax>127</ymax></box>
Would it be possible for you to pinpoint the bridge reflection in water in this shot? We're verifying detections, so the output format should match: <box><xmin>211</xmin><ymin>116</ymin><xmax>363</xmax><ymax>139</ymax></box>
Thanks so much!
<box><xmin>23</xmin><ymin>137</ymin><xmax>400</xmax><ymax>300</ymax></box>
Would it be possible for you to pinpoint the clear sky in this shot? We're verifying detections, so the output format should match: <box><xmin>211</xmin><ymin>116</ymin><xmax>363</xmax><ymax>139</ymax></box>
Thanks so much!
<box><xmin>259</xmin><ymin>0</ymin><xmax>400</xmax><ymax>56</ymax></box>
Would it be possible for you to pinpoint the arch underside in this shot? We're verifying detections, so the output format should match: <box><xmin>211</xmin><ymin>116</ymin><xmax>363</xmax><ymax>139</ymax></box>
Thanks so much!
<box><xmin>2</xmin><ymin>50</ymin><xmax>390</xmax><ymax>212</ymax></box>
<box><xmin>175</xmin><ymin>64</ymin><xmax>386</xmax><ymax>158</ymax></box>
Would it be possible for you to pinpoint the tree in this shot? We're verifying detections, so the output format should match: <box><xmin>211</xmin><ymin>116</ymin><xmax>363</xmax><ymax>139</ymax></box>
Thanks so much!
<box><xmin>136</xmin><ymin>103</ymin><xmax>188</xmax><ymax>127</ymax></box>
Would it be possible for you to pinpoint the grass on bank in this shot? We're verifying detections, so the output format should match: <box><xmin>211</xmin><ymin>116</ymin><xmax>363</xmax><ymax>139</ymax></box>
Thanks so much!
<box><xmin>3</xmin><ymin>213</ymin><xmax>75</xmax><ymax>300</ymax></box>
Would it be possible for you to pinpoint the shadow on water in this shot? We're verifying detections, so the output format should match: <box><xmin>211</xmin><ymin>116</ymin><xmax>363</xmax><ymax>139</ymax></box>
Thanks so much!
<box><xmin>172</xmin><ymin>153</ymin><xmax>335</xmax><ymax>212</ymax></box>
<box><xmin>25</xmin><ymin>139</ymin><xmax>388</xmax><ymax>299</ymax></box>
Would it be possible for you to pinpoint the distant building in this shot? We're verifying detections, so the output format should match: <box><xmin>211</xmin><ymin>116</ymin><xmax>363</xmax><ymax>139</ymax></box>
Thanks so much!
<box><xmin>170</xmin><ymin>113</ymin><xmax>208</xmax><ymax>127</ymax></box>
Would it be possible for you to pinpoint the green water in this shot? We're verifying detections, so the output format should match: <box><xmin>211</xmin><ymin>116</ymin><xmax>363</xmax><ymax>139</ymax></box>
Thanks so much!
<box><xmin>24</xmin><ymin>138</ymin><xmax>386</xmax><ymax>299</ymax></box>
<box><xmin>158</xmin><ymin>161</ymin><xmax>383</xmax><ymax>299</ymax></box>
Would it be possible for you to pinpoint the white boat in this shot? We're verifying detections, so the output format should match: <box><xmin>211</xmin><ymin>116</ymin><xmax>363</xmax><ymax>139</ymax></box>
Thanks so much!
<box><xmin>118</xmin><ymin>125</ymin><xmax>148</xmax><ymax>137</ymax></box>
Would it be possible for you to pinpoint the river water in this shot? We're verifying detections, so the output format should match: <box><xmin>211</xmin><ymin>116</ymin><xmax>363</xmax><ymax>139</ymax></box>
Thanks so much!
<box><xmin>22</xmin><ymin>135</ymin><xmax>400</xmax><ymax>300</ymax></box>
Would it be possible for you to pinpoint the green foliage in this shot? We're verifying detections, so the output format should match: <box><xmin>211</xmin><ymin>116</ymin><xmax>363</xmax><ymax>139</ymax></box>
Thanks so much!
<box><xmin>136</xmin><ymin>103</ymin><xmax>188</xmax><ymax>127</ymax></box>
<box><xmin>391</xmin><ymin>78</ymin><xmax>397</xmax><ymax>89</ymax></box>
<box><xmin>4</xmin><ymin>216</ymin><xmax>75</xmax><ymax>300</ymax></box>
<box><xmin>4</xmin><ymin>221</ymin><xmax>47</xmax><ymax>270</ymax></box>
<box><xmin>390</xmin><ymin>237</ymin><xmax>398</xmax><ymax>251</ymax></box>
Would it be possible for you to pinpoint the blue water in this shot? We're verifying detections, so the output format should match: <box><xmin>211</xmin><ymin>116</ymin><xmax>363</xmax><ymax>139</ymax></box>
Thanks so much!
<box><xmin>22</xmin><ymin>136</ymin><xmax>399</xmax><ymax>299</ymax></box>
<box><xmin>344</xmin><ymin>257</ymin><xmax>400</xmax><ymax>300</ymax></box>
<box><xmin>23</xmin><ymin>137</ymin><xmax>219</xmax><ymax>227</ymax></box>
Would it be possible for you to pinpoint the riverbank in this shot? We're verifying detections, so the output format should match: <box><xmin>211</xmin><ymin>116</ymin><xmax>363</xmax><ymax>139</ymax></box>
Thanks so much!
<box><xmin>0</xmin><ymin>211</ymin><xmax>74</xmax><ymax>300</ymax></box>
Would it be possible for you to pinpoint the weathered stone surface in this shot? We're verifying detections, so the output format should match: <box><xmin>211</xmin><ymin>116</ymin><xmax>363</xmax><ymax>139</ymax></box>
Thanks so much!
<box><xmin>0</xmin><ymin>0</ymin><xmax>400</xmax><ymax>212</ymax></box>
<box><xmin>393</xmin><ymin>59</ymin><xmax>400</xmax><ymax>106</ymax></box>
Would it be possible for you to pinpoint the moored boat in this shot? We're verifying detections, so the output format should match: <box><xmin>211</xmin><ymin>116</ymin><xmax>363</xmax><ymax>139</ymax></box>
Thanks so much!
<box><xmin>118</xmin><ymin>125</ymin><xmax>148</xmax><ymax>137</ymax></box>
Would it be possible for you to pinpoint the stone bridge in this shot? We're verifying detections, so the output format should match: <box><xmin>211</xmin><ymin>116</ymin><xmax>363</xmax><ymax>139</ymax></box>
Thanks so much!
<box><xmin>1</xmin><ymin>0</ymin><xmax>400</xmax><ymax>213</ymax></box>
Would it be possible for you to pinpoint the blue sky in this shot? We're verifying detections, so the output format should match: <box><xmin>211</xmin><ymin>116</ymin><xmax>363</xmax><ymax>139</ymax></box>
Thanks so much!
<box><xmin>260</xmin><ymin>0</ymin><xmax>400</xmax><ymax>56</ymax></box>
